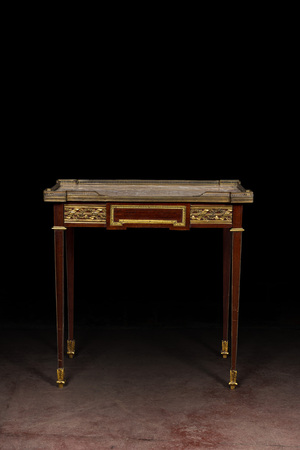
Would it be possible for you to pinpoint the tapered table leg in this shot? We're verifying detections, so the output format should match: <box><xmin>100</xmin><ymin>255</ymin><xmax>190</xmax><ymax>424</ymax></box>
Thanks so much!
<box><xmin>66</xmin><ymin>228</ymin><xmax>75</xmax><ymax>359</ymax></box>
<box><xmin>229</xmin><ymin>205</ymin><xmax>243</xmax><ymax>390</ymax></box>
<box><xmin>221</xmin><ymin>228</ymin><xmax>231</xmax><ymax>358</ymax></box>
<box><xmin>53</xmin><ymin>204</ymin><xmax>66</xmax><ymax>388</ymax></box>
<box><xmin>53</xmin><ymin>226</ymin><xmax>66</xmax><ymax>388</ymax></box>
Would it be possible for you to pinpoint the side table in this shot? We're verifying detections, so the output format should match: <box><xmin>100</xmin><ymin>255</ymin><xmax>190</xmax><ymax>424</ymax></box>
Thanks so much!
<box><xmin>44</xmin><ymin>179</ymin><xmax>253</xmax><ymax>389</ymax></box>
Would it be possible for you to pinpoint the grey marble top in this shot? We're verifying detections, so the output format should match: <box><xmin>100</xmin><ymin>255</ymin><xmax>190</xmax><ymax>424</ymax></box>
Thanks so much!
<box><xmin>44</xmin><ymin>179</ymin><xmax>253</xmax><ymax>203</ymax></box>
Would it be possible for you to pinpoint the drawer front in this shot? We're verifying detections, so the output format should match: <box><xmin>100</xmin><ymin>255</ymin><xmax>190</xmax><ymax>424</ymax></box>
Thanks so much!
<box><xmin>64</xmin><ymin>204</ymin><xmax>106</xmax><ymax>224</ymax></box>
<box><xmin>190</xmin><ymin>205</ymin><xmax>232</xmax><ymax>225</ymax></box>
<box><xmin>108</xmin><ymin>204</ymin><xmax>190</xmax><ymax>229</ymax></box>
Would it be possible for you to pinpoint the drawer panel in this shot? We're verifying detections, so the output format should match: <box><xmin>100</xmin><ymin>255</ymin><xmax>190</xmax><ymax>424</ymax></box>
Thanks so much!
<box><xmin>108</xmin><ymin>204</ymin><xmax>189</xmax><ymax>229</ymax></box>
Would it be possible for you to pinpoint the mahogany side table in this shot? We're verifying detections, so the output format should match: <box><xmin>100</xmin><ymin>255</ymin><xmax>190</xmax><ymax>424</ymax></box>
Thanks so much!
<box><xmin>44</xmin><ymin>179</ymin><xmax>253</xmax><ymax>389</ymax></box>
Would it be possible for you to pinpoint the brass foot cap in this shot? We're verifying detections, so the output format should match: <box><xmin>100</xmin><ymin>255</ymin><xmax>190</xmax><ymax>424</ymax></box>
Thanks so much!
<box><xmin>67</xmin><ymin>340</ymin><xmax>75</xmax><ymax>358</ymax></box>
<box><xmin>221</xmin><ymin>341</ymin><xmax>229</xmax><ymax>358</ymax></box>
<box><xmin>56</xmin><ymin>368</ymin><xmax>66</xmax><ymax>388</ymax></box>
<box><xmin>229</xmin><ymin>370</ymin><xmax>238</xmax><ymax>390</ymax></box>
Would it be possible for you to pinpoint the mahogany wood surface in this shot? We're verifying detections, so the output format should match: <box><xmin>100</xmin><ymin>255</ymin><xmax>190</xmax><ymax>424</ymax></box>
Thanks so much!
<box><xmin>53</xmin><ymin>204</ymin><xmax>65</xmax><ymax>370</ymax></box>
<box><xmin>231</xmin><ymin>205</ymin><xmax>243</xmax><ymax>372</ymax></box>
<box><xmin>107</xmin><ymin>202</ymin><xmax>190</xmax><ymax>230</ymax></box>
<box><xmin>66</xmin><ymin>228</ymin><xmax>74</xmax><ymax>342</ymax></box>
<box><xmin>223</xmin><ymin>228</ymin><xmax>231</xmax><ymax>343</ymax></box>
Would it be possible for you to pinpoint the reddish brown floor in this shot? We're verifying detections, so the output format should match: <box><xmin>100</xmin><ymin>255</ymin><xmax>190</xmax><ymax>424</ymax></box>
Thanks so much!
<box><xmin>0</xmin><ymin>325</ymin><xmax>299</xmax><ymax>449</ymax></box>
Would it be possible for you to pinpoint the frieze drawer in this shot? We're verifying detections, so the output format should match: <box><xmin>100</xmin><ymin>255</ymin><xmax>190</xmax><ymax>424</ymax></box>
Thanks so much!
<box><xmin>107</xmin><ymin>203</ymin><xmax>190</xmax><ymax>230</ymax></box>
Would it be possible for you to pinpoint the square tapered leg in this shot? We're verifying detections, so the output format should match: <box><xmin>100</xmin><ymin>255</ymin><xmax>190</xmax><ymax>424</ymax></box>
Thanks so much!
<box><xmin>53</xmin><ymin>204</ymin><xmax>66</xmax><ymax>388</ymax></box>
<box><xmin>229</xmin><ymin>205</ymin><xmax>243</xmax><ymax>389</ymax></box>
<box><xmin>66</xmin><ymin>228</ymin><xmax>75</xmax><ymax>359</ymax></box>
<box><xmin>221</xmin><ymin>228</ymin><xmax>231</xmax><ymax>358</ymax></box>
<box><xmin>54</xmin><ymin>226</ymin><xmax>66</xmax><ymax>387</ymax></box>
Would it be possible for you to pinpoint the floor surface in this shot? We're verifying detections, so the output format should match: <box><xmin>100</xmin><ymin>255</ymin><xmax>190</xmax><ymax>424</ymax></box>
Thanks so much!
<box><xmin>0</xmin><ymin>325</ymin><xmax>299</xmax><ymax>449</ymax></box>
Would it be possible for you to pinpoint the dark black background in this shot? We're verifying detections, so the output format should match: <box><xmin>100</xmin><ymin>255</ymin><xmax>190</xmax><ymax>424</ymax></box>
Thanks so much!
<box><xmin>2</xmin><ymin>7</ymin><xmax>298</xmax><ymax>331</ymax></box>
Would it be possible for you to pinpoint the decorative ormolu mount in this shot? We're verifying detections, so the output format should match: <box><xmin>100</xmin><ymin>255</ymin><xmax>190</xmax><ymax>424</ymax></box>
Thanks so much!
<box><xmin>64</xmin><ymin>205</ymin><xmax>106</xmax><ymax>224</ymax></box>
<box><xmin>56</xmin><ymin>368</ymin><xmax>66</xmax><ymax>388</ymax></box>
<box><xmin>221</xmin><ymin>340</ymin><xmax>229</xmax><ymax>358</ymax></box>
<box><xmin>229</xmin><ymin>370</ymin><xmax>238</xmax><ymax>390</ymax></box>
<box><xmin>190</xmin><ymin>206</ymin><xmax>232</xmax><ymax>224</ymax></box>
<box><xmin>67</xmin><ymin>340</ymin><xmax>75</xmax><ymax>358</ymax></box>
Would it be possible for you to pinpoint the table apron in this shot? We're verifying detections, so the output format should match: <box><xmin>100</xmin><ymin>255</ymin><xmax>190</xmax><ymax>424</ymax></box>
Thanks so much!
<box><xmin>62</xmin><ymin>203</ymin><xmax>235</xmax><ymax>229</ymax></box>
